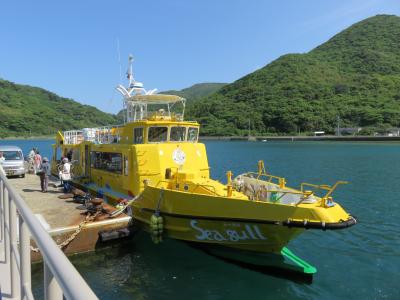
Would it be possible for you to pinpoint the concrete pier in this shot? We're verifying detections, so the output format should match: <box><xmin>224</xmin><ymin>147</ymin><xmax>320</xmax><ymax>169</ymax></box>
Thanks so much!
<box><xmin>9</xmin><ymin>174</ymin><xmax>132</xmax><ymax>262</ymax></box>
<box><xmin>1</xmin><ymin>171</ymin><xmax>101</xmax><ymax>299</ymax></box>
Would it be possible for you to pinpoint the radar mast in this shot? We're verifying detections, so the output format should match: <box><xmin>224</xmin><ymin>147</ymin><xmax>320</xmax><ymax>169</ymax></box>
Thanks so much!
<box><xmin>116</xmin><ymin>55</ymin><xmax>158</xmax><ymax>122</ymax></box>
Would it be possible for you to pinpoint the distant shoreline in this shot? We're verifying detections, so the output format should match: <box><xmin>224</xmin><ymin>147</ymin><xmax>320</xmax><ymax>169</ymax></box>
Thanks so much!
<box><xmin>1</xmin><ymin>135</ymin><xmax>399</xmax><ymax>142</ymax></box>
<box><xmin>199</xmin><ymin>135</ymin><xmax>400</xmax><ymax>142</ymax></box>
<box><xmin>0</xmin><ymin>135</ymin><xmax>53</xmax><ymax>141</ymax></box>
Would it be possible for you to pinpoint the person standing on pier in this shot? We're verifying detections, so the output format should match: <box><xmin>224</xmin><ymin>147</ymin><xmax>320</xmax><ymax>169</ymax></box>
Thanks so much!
<box><xmin>34</xmin><ymin>150</ymin><xmax>42</xmax><ymax>174</ymax></box>
<box><xmin>60</xmin><ymin>157</ymin><xmax>72</xmax><ymax>193</ymax></box>
<box><xmin>28</xmin><ymin>147</ymin><xmax>36</xmax><ymax>173</ymax></box>
<box><xmin>40</xmin><ymin>157</ymin><xmax>51</xmax><ymax>192</ymax></box>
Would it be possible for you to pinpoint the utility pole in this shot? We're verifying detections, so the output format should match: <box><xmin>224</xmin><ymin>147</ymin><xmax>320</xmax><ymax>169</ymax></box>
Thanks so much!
<box><xmin>248</xmin><ymin>119</ymin><xmax>251</xmax><ymax>137</ymax></box>
<box><xmin>336</xmin><ymin>115</ymin><xmax>340</xmax><ymax>136</ymax></box>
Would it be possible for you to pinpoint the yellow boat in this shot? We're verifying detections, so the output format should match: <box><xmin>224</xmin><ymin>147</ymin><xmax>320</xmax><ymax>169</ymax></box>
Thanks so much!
<box><xmin>51</xmin><ymin>56</ymin><xmax>356</xmax><ymax>276</ymax></box>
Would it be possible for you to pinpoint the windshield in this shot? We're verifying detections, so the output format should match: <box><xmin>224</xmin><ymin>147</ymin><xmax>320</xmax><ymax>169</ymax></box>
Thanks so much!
<box><xmin>148</xmin><ymin>127</ymin><xmax>168</xmax><ymax>143</ymax></box>
<box><xmin>1</xmin><ymin>151</ymin><xmax>23</xmax><ymax>160</ymax></box>
<box><xmin>170</xmin><ymin>127</ymin><xmax>186</xmax><ymax>142</ymax></box>
<box><xmin>188</xmin><ymin>127</ymin><xmax>198</xmax><ymax>142</ymax></box>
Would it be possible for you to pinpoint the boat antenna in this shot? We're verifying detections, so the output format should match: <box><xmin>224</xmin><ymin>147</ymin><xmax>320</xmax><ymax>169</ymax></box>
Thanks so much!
<box><xmin>127</xmin><ymin>54</ymin><xmax>134</xmax><ymax>87</ymax></box>
<box><xmin>116</xmin><ymin>55</ymin><xmax>159</xmax><ymax>123</ymax></box>
<box><xmin>117</xmin><ymin>38</ymin><xmax>122</xmax><ymax>84</ymax></box>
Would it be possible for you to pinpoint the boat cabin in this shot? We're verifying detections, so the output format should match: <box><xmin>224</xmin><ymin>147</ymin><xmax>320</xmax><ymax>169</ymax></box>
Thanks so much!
<box><xmin>52</xmin><ymin>93</ymin><xmax>208</xmax><ymax>201</ymax></box>
<box><xmin>51</xmin><ymin>55</ymin><xmax>211</xmax><ymax>200</ymax></box>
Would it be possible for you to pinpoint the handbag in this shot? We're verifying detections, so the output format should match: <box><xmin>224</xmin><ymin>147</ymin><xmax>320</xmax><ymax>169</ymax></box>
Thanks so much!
<box><xmin>61</xmin><ymin>172</ymin><xmax>71</xmax><ymax>181</ymax></box>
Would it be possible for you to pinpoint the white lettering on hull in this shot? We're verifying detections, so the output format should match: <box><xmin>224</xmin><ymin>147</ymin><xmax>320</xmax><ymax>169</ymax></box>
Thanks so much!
<box><xmin>190</xmin><ymin>220</ymin><xmax>267</xmax><ymax>242</ymax></box>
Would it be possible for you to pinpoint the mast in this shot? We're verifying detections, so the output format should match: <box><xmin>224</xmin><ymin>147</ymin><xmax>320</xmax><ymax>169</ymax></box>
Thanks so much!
<box><xmin>116</xmin><ymin>54</ymin><xmax>158</xmax><ymax>123</ymax></box>
<box><xmin>116</xmin><ymin>55</ymin><xmax>186</xmax><ymax>123</ymax></box>
<box><xmin>127</xmin><ymin>54</ymin><xmax>134</xmax><ymax>87</ymax></box>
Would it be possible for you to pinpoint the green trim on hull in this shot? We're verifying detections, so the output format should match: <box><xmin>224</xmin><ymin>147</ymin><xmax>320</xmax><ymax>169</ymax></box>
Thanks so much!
<box><xmin>281</xmin><ymin>247</ymin><xmax>317</xmax><ymax>275</ymax></box>
<box><xmin>187</xmin><ymin>241</ymin><xmax>317</xmax><ymax>277</ymax></box>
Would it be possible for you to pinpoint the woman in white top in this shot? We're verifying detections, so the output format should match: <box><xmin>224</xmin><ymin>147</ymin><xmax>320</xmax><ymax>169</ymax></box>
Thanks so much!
<box><xmin>60</xmin><ymin>157</ymin><xmax>72</xmax><ymax>193</ymax></box>
<box><xmin>34</xmin><ymin>151</ymin><xmax>42</xmax><ymax>175</ymax></box>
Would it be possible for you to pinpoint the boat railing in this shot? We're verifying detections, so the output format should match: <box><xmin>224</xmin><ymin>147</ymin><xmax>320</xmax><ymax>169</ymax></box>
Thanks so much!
<box><xmin>247</xmin><ymin>161</ymin><xmax>348</xmax><ymax>204</ymax></box>
<box><xmin>245</xmin><ymin>172</ymin><xmax>287</xmax><ymax>188</ymax></box>
<box><xmin>63</xmin><ymin>130</ymin><xmax>84</xmax><ymax>145</ymax></box>
<box><xmin>300</xmin><ymin>181</ymin><xmax>348</xmax><ymax>200</ymax></box>
<box><xmin>63</xmin><ymin>125</ymin><xmax>124</xmax><ymax>145</ymax></box>
<box><xmin>245</xmin><ymin>174</ymin><xmax>347</xmax><ymax>205</ymax></box>
<box><xmin>94</xmin><ymin>126</ymin><xmax>121</xmax><ymax>144</ymax></box>
<box><xmin>0</xmin><ymin>170</ymin><xmax>98</xmax><ymax>299</ymax></box>
<box><xmin>191</xmin><ymin>183</ymin><xmax>218</xmax><ymax>196</ymax></box>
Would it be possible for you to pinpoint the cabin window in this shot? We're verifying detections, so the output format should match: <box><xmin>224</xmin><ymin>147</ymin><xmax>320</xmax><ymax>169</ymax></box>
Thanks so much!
<box><xmin>90</xmin><ymin>151</ymin><xmax>122</xmax><ymax>174</ymax></box>
<box><xmin>124</xmin><ymin>155</ymin><xmax>128</xmax><ymax>176</ymax></box>
<box><xmin>133</xmin><ymin>127</ymin><xmax>144</xmax><ymax>144</ymax></box>
<box><xmin>188</xmin><ymin>127</ymin><xmax>198</xmax><ymax>142</ymax></box>
<box><xmin>148</xmin><ymin>126</ymin><xmax>168</xmax><ymax>143</ymax></box>
<box><xmin>72</xmin><ymin>149</ymin><xmax>80</xmax><ymax>163</ymax></box>
<box><xmin>170</xmin><ymin>126</ymin><xmax>186</xmax><ymax>142</ymax></box>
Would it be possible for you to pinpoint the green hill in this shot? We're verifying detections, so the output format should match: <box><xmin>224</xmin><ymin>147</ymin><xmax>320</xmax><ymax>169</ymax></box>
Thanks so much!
<box><xmin>187</xmin><ymin>15</ymin><xmax>400</xmax><ymax>136</ymax></box>
<box><xmin>161</xmin><ymin>83</ymin><xmax>227</xmax><ymax>101</ymax></box>
<box><xmin>0</xmin><ymin>79</ymin><xmax>119</xmax><ymax>137</ymax></box>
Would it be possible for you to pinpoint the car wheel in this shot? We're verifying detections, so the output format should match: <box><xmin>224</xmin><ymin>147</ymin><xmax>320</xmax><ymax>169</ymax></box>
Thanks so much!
<box><xmin>20</xmin><ymin>174</ymin><xmax>25</xmax><ymax>178</ymax></box>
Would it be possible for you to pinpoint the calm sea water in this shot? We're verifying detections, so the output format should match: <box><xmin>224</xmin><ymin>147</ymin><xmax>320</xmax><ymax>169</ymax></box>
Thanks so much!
<box><xmin>1</xmin><ymin>139</ymin><xmax>399</xmax><ymax>299</ymax></box>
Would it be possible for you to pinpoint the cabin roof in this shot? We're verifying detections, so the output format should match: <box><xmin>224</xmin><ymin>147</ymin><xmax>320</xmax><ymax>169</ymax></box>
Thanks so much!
<box><xmin>127</xmin><ymin>94</ymin><xmax>185</xmax><ymax>104</ymax></box>
<box><xmin>129</xmin><ymin>120</ymin><xmax>198</xmax><ymax>126</ymax></box>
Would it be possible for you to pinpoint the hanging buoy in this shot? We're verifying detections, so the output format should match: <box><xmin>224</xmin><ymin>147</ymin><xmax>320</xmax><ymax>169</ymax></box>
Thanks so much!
<box><xmin>150</xmin><ymin>189</ymin><xmax>165</xmax><ymax>244</ymax></box>
<box><xmin>150</xmin><ymin>213</ymin><xmax>164</xmax><ymax>243</ymax></box>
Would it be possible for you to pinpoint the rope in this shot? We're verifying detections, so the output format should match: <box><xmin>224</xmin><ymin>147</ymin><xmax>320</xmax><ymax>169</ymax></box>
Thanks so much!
<box><xmin>30</xmin><ymin>210</ymin><xmax>102</xmax><ymax>253</ymax></box>
<box><xmin>108</xmin><ymin>193</ymin><xmax>141</xmax><ymax>218</ymax></box>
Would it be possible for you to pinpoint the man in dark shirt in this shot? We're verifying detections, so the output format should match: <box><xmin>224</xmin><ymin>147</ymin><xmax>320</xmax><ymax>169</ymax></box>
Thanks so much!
<box><xmin>40</xmin><ymin>157</ymin><xmax>51</xmax><ymax>192</ymax></box>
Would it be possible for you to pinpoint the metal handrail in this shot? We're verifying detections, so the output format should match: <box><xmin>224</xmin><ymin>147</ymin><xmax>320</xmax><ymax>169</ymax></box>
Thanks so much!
<box><xmin>246</xmin><ymin>161</ymin><xmax>347</xmax><ymax>202</ymax></box>
<box><xmin>191</xmin><ymin>183</ymin><xmax>218</xmax><ymax>196</ymax></box>
<box><xmin>301</xmin><ymin>181</ymin><xmax>348</xmax><ymax>199</ymax></box>
<box><xmin>0</xmin><ymin>171</ymin><xmax>98</xmax><ymax>299</ymax></box>
<box><xmin>246</xmin><ymin>171</ymin><xmax>284</xmax><ymax>185</ymax></box>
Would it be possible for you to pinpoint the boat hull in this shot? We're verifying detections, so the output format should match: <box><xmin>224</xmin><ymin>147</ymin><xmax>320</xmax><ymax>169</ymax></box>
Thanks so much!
<box><xmin>131</xmin><ymin>183</ymin><xmax>355</xmax><ymax>257</ymax></box>
<box><xmin>133</xmin><ymin>211</ymin><xmax>316</xmax><ymax>276</ymax></box>
<box><xmin>133</xmin><ymin>208</ymin><xmax>304</xmax><ymax>253</ymax></box>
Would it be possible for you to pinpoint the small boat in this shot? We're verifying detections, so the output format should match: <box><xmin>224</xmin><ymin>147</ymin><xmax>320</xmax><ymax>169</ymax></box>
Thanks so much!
<box><xmin>51</xmin><ymin>56</ymin><xmax>356</xmax><ymax>276</ymax></box>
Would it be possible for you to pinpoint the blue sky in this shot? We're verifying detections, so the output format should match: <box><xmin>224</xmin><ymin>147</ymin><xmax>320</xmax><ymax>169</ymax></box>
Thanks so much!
<box><xmin>0</xmin><ymin>0</ymin><xmax>399</xmax><ymax>113</ymax></box>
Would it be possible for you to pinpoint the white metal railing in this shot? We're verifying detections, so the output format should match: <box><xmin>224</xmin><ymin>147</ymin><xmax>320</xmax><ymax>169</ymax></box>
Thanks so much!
<box><xmin>63</xmin><ymin>125</ymin><xmax>123</xmax><ymax>145</ymax></box>
<box><xmin>0</xmin><ymin>170</ymin><xmax>98</xmax><ymax>300</ymax></box>
<box><xmin>63</xmin><ymin>130</ymin><xmax>84</xmax><ymax>145</ymax></box>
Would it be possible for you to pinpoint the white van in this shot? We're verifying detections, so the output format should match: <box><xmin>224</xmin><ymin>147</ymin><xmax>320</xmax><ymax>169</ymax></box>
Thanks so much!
<box><xmin>0</xmin><ymin>145</ymin><xmax>26</xmax><ymax>177</ymax></box>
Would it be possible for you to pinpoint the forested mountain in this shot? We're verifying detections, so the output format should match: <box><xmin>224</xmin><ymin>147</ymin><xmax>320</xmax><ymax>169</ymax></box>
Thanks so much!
<box><xmin>161</xmin><ymin>83</ymin><xmax>227</xmax><ymax>102</ymax></box>
<box><xmin>187</xmin><ymin>15</ymin><xmax>400</xmax><ymax>136</ymax></box>
<box><xmin>0</xmin><ymin>79</ymin><xmax>119</xmax><ymax>137</ymax></box>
